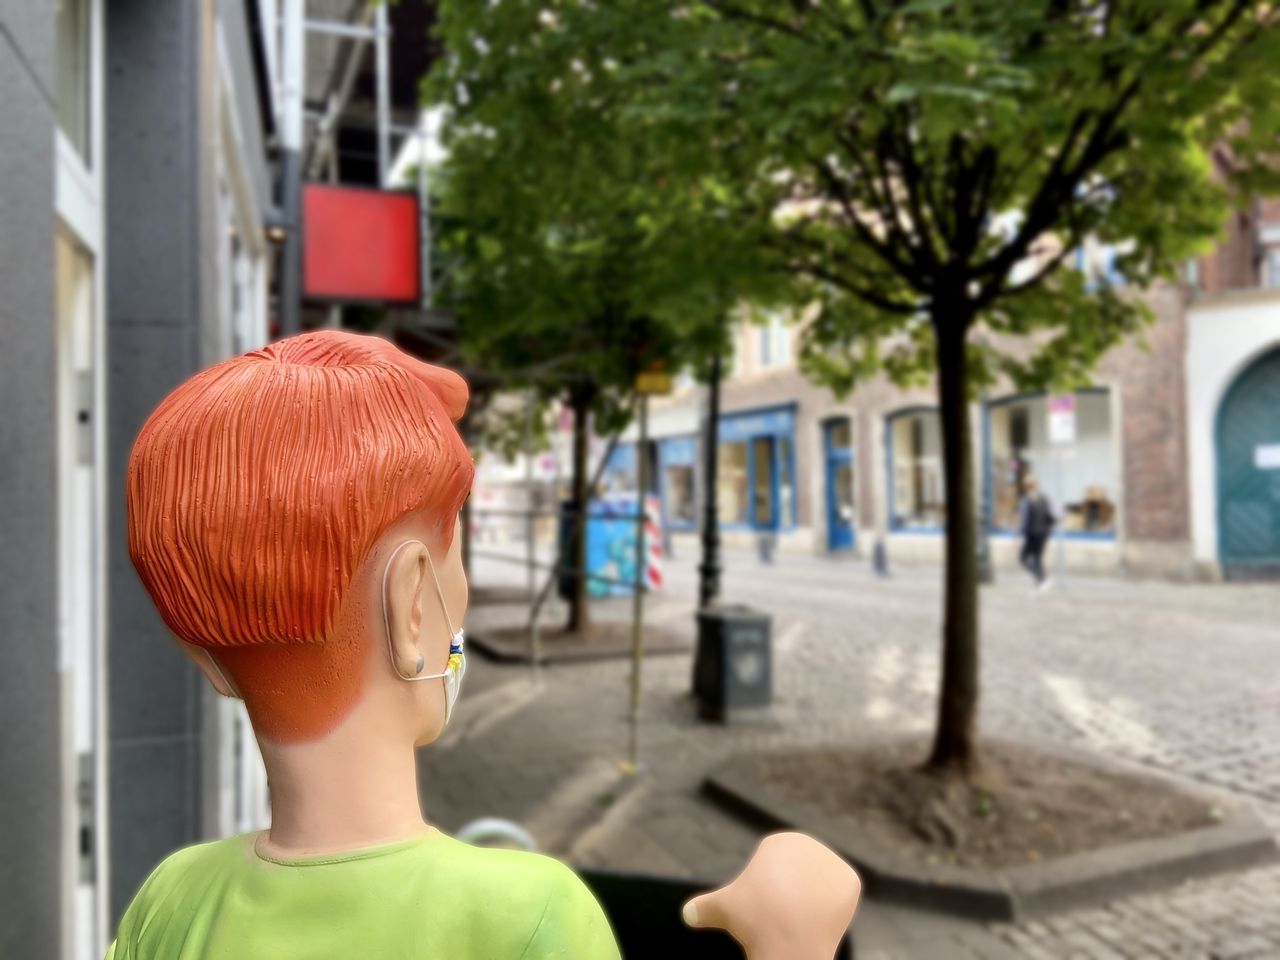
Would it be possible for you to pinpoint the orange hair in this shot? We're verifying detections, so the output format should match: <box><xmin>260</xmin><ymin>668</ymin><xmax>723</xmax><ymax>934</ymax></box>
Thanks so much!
<box><xmin>126</xmin><ymin>330</ymin><xmax>474</xmax><ymax>741</ymax></box>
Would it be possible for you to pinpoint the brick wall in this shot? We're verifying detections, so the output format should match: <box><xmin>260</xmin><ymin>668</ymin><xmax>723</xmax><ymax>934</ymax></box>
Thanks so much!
<box><xmin>1196</xmin><ymin>153</ymin><xmax>1268</xmax><ymax>294</ymax></box>
<box><xmin>1099</xmin><ymin>284</ymin><xmax>1191</xmax><ymax>542</ymax></box>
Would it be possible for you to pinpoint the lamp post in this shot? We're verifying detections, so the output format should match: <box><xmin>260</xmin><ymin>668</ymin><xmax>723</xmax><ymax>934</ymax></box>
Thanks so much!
<box><xmin>698</xmin><ymin>346</ymin><xmax>723</xmax><ymax>609</ymax></box>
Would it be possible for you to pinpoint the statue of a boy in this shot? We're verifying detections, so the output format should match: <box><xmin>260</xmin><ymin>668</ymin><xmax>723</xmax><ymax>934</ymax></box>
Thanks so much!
<box><xmin>111</xmin><ymin>330</ymin><xmax>859</xmax><ymax>960</ymax></box>
<box><xmin>113</xmin><ymin>330</ymin><xmax>616</xmax><ymax>958</ymax></box>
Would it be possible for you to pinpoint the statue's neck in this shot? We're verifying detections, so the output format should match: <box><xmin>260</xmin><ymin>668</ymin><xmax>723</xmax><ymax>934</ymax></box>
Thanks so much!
<box><xmin>255</xmin><ymin>719</ymin><xmax>428</xmax><ymax>858</ymax></box>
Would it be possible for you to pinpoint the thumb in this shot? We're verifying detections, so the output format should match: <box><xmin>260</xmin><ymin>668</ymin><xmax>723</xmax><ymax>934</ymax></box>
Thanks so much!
<box><xmin>681</xmin><ymin>887</ymin><xmax>734</xmax><ymax>931</ymax></box>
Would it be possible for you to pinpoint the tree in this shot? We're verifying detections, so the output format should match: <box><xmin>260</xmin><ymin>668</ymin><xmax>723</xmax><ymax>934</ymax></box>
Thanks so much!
<box><xmin>427</xmin><ymin>12</ymin><xmax>779</xmax><ymax>633</ymax></box>
<box><xmin>435</xmin><ymin>0</ymin><xmax>1280</xmax><ymax>770</ymax></box>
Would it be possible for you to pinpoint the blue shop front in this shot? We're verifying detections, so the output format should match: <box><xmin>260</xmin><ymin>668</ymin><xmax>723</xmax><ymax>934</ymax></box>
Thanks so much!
<box><xmin>602</xmin><ymin>404</ymin><xmax>799</xmax><ymax>537</ymax></box>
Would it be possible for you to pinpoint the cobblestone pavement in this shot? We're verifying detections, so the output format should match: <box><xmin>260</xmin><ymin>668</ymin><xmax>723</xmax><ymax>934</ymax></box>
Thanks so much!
<box><xmin>421</xmin><ymin>547</ymin><xmax>1280</xmax><ymax>958</ymax></box>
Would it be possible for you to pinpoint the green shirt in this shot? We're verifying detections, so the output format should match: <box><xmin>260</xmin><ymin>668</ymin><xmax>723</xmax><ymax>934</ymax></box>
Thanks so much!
<box><xmin>106</xmin><ymin>830</ymin><xmax>621</xmax><ymax>960</ymax></box>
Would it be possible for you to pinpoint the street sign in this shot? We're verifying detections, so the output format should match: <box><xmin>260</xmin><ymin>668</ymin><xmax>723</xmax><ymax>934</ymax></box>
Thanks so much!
<box><xmin>635</xmin><ymin>370</ymin><xmax>673</xmax><ymax>396</ymax></box>
<box><xmin>1047</xmin><ymin>394</ymin><xmax>1077</xmax><ymax>445</ymax></box>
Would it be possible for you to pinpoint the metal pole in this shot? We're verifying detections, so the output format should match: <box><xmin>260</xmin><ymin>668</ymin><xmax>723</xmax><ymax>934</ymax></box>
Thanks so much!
<box><xmin>278</xmin><ymin>0</ymin><xmax>306</xmax><ymax>336</ymax></box>
<box><xmin>627</xmin><ymin>395</ymin><xmax>650</xmax><ymax>770</ymax></box>
<box><xmin>698</xmin><ymin>346</ymin><xmax>723</xmax><ymax>609</ymax></box>
<box><xmin>417</xmin><ymin>119</ymin><xmax>433</xmax><ymax>309</ymax></box>
<box><xmin>374</xmin><ymin>2</ymin><xmax>391</xmax><ymax>185</ymax></box>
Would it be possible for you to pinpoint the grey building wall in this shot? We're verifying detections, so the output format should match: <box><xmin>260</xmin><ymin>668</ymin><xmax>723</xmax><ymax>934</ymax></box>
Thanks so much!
<box><xmin>0</xmin><ymin>5</ymin><xmax>61</xmax><ymax>959</ymax></box>
<box><xmin>105</xmin><ymin>0</ymin><xmax>217</xmax><ymax>925</ymax></box>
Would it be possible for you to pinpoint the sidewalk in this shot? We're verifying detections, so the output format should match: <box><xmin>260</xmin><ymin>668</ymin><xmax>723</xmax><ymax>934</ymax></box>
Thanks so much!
<box><xmin>421</xmin><ymin>545</ymin><xmax>1280</xmax><ymax>958</ymax></box>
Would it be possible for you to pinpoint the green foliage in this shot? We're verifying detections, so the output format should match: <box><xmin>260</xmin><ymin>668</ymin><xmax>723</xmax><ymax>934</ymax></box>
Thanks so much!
<box><xmin>436</xmin><ymin>0</ymin><xmax>1279</xmax><ymax>398</ymax></box>
<box><xmin>427</xmin><ymin>2</ymin><xmax>786</xmax><ymax>427</ymax></box>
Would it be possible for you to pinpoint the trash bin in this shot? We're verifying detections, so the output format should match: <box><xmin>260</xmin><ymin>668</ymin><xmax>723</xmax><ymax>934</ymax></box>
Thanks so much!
<box><xmin>694</xmin><ymin>605</ymin><xmax>772</xmax><ymax>722</ymax></box>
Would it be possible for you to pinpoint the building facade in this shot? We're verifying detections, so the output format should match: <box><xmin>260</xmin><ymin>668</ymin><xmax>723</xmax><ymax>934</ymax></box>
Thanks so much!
<box><xmin>3</xmin><ymin>2</ymin><xmax>445</xmax><ymax>953</ymax></box>
<box><xmin>599</xmin><ymin>197</ymin><xmax>1280</xmax><ymax>582</ymax></box>
<box><xmin>2</xmin><ymin>2</ymin><xmax>276</xmax><ymax>957</ymax></box>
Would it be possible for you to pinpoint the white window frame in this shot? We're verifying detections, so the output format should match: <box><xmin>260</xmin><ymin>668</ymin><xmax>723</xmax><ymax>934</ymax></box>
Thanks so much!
<box><xmin>54</xmin><ymin>2</ymin><xmax>108</xmax><ymax>958</ymax></box>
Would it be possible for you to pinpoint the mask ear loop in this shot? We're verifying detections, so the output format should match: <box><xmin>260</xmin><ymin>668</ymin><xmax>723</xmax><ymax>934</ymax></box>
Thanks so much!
<box><xmin>382</xmin><ymin>539</ymin><xmax>461</xmax><ymax>682</ymax></box>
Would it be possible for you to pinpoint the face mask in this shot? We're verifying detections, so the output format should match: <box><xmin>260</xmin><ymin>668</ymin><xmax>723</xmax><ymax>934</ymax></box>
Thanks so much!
<box><xmin>382</xmin><ymin>539</ymin><xmax>467</xmax><ymax>726</ymax></box>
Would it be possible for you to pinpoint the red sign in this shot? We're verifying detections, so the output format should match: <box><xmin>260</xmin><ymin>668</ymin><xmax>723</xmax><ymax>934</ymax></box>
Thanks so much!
<box><xmin>302</xmin><ymin>184</ymin><xmax>420</xmax><ymax>303</ymax></box>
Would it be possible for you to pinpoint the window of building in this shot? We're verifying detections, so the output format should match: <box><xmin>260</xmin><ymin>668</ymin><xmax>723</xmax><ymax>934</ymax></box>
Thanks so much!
<box><xmin>888</xmin><ymin>409</ymin><xmax>945</xmax><ymax>530</ymax></box>
<box><xmin>658</xmin><ymin>436</ymin><xmax>698</xmax><ymax>529</ymax></box>
<box><xmin>758</xmin><ymin>311</ymin><xmax>792</xmax><ymax>369</ymax></box>
<box><xmin>717</xmin><ymin>406</ymin><xmax>797</xmax><ymax>529</ymax></box>
<box><xmin>777</xmin><ymin>434</ymin><xmax>795</xmax><ymax>527</ymax></box>
<box><xmin>665</xmin><ymin>465</ymin><xmax>696</xmax><ymax>526</ymax></box>
<box><xmin>718</xmin><ymin>441</ymin><xmax>750</xmax><ymax>525</ymax></box>
<box><xmin>989</xmin><ymin>391</ymin><xmax>1116</xmax><ymax>536</ymax></box>
<box><xmin>751</xmin><ymin>437</ymin><xmax>774</xmax><ymax>526</ymax></box>
<box><xmin>1264</xmin><ymin>246</ymin><xmax>1280</xmax><ymax>290</ymax></box>
<box><xmin>57</xmin><ymin>0</ymin><xmax>93</xmax><ymax>163</ymax></box>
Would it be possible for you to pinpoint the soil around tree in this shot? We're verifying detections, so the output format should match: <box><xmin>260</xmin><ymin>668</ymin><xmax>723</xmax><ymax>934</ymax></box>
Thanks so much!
<box><xmin>754</xmin><ymin>739</ymin><xmax>1221</xmax><ymax>870</ymax></box>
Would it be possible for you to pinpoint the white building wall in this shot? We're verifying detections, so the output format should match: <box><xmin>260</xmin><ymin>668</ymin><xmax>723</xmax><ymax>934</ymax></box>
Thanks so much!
<box><xmin>1185</xmin><ymin>288</ymin><xmax>1280</xmax><ymax>570</ymax></box>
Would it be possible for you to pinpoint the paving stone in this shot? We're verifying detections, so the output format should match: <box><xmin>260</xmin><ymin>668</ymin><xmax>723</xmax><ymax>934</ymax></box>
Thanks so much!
<box><xmin>424</xmin><ymin>548</ymin><xmax>1280</xmax><ymax>959</ymax></box>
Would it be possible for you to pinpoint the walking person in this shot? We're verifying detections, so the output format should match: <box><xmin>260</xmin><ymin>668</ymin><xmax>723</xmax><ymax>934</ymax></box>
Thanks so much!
<box><xmin>1019</xmin><ymin>474</ymin><xmax>1056</xmax><ymax>590</ymax></box>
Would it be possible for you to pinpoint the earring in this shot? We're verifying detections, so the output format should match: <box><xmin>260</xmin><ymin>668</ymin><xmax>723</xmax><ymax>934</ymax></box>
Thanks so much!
<box><xmin>415</xmin><ymin>654</ymin><xmax>425</xmax><ymax>675</ymax></box>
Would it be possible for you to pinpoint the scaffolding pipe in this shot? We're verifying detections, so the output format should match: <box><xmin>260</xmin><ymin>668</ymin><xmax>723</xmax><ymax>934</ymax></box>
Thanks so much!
<box><xmin>278</xmin><ymin>0</ymin><xmax>306</xmax><ymax>336</ymax></box>
<box><xmin>306</xmin><ymin>3</ymin><xmax>377</xmax><ymax>179</ymax></box>
<box><xmin>374</xmin><ymin>2</ymin><xmax>391</xmax><ymax>185</ymax></box>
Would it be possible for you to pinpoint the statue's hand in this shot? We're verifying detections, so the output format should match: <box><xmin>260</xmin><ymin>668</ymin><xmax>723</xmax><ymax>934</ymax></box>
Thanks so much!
<box><xmin>681</xmin><ymin>832</ymin><xmax>861</xmax><ymax>960</ymax></box>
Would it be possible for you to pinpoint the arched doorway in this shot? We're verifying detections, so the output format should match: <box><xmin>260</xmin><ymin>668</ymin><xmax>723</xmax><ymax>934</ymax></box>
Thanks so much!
<box><xmin>1216</xmin><ymin>347</ymin><xmax>1280</xmax><ymax>579</ymax></box>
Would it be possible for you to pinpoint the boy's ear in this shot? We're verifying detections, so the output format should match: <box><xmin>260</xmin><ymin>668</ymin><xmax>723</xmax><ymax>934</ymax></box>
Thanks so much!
<box><xmin>178</xmin><ymin>638</ymin><xmax>240</xmax><ymax>699</ymax></box>
<box><xmin>385</xmin><ymin>541</ymin><xmax>430</xmax><ymax>679</ymax></box>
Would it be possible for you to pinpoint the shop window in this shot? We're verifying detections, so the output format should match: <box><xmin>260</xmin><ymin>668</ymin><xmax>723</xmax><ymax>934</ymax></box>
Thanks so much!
<box><xmin>751</xmin><ymin>437</ymin><xmax>774</xmax><ymax>526</ymax></box>
<box><xmin>1264</xmin><ymin>247</ymin><xmax>1280</xmax><ymax>290</ymax></box>
<box><xmin>889</xmin><ymin>410</ymin><xmax>945</xmax><ymax>529</ymax></box>
<box><xmin>659</xmin><ymin>436</ymin><xmax>698</xmax><ymax>529</ymax></box>
<box><xmin>718</xmin><ymin>407</ymin><xmax>797</xmax><ymax>529</ymax></box>
<box><xmin>989</xmin><ymin>391</ymin><xmax>1116</xmax><ymax>535</ymax></box>
<box><xmin>718</xmin><ymin>441</ymin><xmax>749</xmax><ymax>525</ymax></box>
<box><xmin>777</xmin><ymin>435</ymin><xmax>795</xmax><ymax>527</ymax></box>
<box><xmin>664</xmin><ymin>465</ymin><xmax>696</xmax><ymax>526</ymax></box>
<box><xmin>57</xmin><ymin>0</ymin><xmax>93</xmax><ymax>163</ymax></box>
<box><xmin>827</xmin><ymin>418</ymin><xmax>852</xmax><ymax>450</ymax></box>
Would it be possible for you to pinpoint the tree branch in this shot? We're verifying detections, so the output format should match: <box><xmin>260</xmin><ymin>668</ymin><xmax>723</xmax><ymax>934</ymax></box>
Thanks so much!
<box><xmin>703</xmin><ymin>0</ymin><xmax>824</xmax><ymax>45</ymax></box>
<box><xmin>808</xmin><ymin>152</ymin><xmax>918</xmax><ymax>281</ymax></box>
<box><xmin>787</xmin><ymin>258</ymin><xmax>920</xmax><ymax>314</ymax></box>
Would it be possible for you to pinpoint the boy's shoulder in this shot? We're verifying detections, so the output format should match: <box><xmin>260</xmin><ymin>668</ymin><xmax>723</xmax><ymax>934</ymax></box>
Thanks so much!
<box><xmin>432</xmin><ymin>836</ymin><xmax>619</xmax><ymax>958</ymax></box>
<box><xmin>151</xmin><ymin>833</ymin><xmax>250</xmax><ymax>877</ymax></box>
<box><xmin>433</xmin><ymin>832</ymin><xmax>592</xmax><ymax>894</ymax></box>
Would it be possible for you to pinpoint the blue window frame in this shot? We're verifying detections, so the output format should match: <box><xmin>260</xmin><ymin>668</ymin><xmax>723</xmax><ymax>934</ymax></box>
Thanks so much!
<box><xmin>717</xmin><ymin>405</ymin><xmax>798</xmax><ymax>532</ymax></box>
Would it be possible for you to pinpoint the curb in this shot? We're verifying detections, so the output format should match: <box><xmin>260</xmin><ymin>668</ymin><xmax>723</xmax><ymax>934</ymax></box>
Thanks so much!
<box><xmin>468</xmin><ymin>629</ymin><xmax>693</xmax><ymax>665</ymax></box>
<box><xmin>703</xmin><ymin>751</ymin><xmax>1278</xmax><ymax>922</ymax></box>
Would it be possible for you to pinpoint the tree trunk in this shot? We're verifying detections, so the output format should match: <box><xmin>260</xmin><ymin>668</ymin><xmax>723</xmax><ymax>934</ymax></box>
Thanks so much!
<box><xmin>927</xmin><ymin>315</ymin><xmax>979</xmax><ymax>775</ymax></box>
<box><xmin>565</xmin><ymin>394</ymin><xmax>592</xmax><ymax>634</ymax></box>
